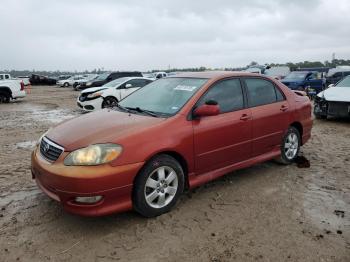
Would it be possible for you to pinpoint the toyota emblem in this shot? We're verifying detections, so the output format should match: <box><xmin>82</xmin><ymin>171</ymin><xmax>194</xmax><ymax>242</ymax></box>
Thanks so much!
<box><xmin>44</xmin><ymin>143</ymin><xmax>50</xmax><ymax>152</ymax></box>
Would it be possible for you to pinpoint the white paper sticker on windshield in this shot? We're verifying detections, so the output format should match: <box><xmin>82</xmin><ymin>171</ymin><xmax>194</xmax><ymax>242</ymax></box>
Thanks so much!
<box><xmin>174</xmin><ymin>85</ymin><xmax>198</xmax><ymax>92</ymax></box>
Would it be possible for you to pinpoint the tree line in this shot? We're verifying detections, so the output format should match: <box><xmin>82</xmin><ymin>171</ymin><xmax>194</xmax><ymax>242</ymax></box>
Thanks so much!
<box><xmin>2</xmin><ymin>59</ymin><xmax>350</xmax><ymax>77</ymax></box>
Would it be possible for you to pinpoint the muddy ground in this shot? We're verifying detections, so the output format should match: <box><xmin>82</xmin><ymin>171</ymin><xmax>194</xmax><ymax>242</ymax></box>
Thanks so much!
<box><xmin>0</xmin><ymin>86</ymin><xmax>349</xmax><ymax>262</ymax></box>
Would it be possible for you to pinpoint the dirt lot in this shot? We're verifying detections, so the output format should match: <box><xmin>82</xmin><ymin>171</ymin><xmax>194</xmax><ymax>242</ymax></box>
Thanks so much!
<box><xmin>0</xmin><ymin>86</ymin><xmax>349</xmax><ymax>262</ymax></box>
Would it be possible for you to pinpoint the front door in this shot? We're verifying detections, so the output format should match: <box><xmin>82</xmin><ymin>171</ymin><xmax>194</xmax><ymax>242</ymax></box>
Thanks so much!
<box><xmin>193</xmin><ymin>78</ymin><xmax>252</xmax><ymax>173</ymax></box>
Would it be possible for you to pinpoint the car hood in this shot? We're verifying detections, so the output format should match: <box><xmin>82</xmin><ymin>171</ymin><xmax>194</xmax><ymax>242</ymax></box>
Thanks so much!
<box><xmin>81</xmin><ymin>86</ymin><xmax>109</xmax><ymax>94</ymax></box>
<box><xmin>317</xmin><ymin>86</ymin><xmax>350</xmax><ymax>102</ymax></box>
<box><xmin>46</xmin><ymin>110</ymin><xmax>166</xmax><ymax>151</ymax></box>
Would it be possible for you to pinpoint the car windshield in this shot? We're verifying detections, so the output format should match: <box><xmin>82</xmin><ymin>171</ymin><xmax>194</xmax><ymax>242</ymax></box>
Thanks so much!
<box><xmin>95</xmin><ymin>73</ymin><xmax>109</xmax><ymax>81</ymax></box>
<box><xmin>335</xmin><ymin>76</ymin><xmax>350</xmax><ymax>87</ymax></box>
<box><xmin>284</xmin><ymin>72</ymin><xmax>307</xmax><ymax>80</ymax></box>
<box><xmin>119</xmin><ymin>77</ymin><xmax>208</xmax><ymax>116</ymax></box>
<box><xmin>103</xmin><ymin>77</ymin><xmax>129</xmax><ymax>87</ymax></box>
<box><xmin>265</xmin><ymin>67</ymin><xmax>290</xmax><ymax>76</ymax></box>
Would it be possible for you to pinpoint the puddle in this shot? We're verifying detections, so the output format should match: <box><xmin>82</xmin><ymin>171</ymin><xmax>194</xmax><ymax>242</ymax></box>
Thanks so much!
<box><xmin>15</xmin><ymin>140</ymin><xmax>37</xmax><ymax>149</ymax></box>
<box><xmin>1</xmin><ymin>102</ymin><xmax>79</xmax><ymax>124</ymax></box>
<box><xmin>303</xmin><ymin>170</ymin><xmax>350</xmax><ymax>233</ymax></box>
<box><xmin>30</xmin><ymin>109</ymin><xmax>77</xmax><ymax>124</ymax></box>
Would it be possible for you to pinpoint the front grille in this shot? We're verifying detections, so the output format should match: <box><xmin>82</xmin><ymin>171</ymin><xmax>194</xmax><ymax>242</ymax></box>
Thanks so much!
<box><xmin>40</xmin><ymin>137</ymin><xmax>64</xmax><ymax>162</ymax></box>
<box><xmin>328</xmin><ymin>102</ymin><xmax>350</xmax><ymax>117</ymax></box>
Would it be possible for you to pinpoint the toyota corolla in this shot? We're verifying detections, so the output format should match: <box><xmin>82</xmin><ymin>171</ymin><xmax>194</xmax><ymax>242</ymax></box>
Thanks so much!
<box><xmin>31</xmin><ymin>71</ymin><xmax>312</xmax><ymax>217</ymax></box>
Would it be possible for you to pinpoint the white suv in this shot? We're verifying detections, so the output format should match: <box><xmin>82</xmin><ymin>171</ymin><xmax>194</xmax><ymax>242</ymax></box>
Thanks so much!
<box><xmin>77</xmin><ymin>77</ymin><xmax>153</xmax><ymax>111</ymax></box>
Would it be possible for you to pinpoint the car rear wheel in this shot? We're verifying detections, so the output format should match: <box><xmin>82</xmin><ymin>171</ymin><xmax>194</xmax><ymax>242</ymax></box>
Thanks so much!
<box><xmin>102</xmin><ymin>96</ymin><xmax>118</xmax><ymax>108</ymax></box>
<box><xmin>133</xmin><ymin>155</ymin><xmax>184</xmax><ymax>217</ymax></box>
<box><xmin>276</xmin><ymin>126</ymin><xmax>300</xmax><ymax>165</ymax></box>
<box><xmin>0</xmin><ymin>91</ymin><xmax>10</xmax><ymax>103</ymax></box>
<box><xmin>63</xmin><ymin>82</ymin><xmax>69</xmax><ymax>87</ymax></box>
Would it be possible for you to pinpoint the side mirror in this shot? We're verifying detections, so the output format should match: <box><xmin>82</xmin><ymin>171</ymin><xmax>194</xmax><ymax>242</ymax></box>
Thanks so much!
<box><xmin>193</xmin><ymin>101</ymin><xmax>220</xmax><ymax>118</ymax></box>
<box><xmin>328</xmin><ymin>84</ymin><xmax>335</xmax><ymax>88</ymax></box>
<box><xmin>125</xmin><ymin>84</ymin><xmax>132</xmax><ymax>88</ymax></box>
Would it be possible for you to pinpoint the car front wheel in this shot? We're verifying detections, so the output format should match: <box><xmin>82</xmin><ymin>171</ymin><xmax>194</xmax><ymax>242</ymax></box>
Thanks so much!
<box><xmin>133</xmin><ymin>155</ymin><xmax>184</xmax><ymax>217</ymax></box>
<box><xmin>102</xmin><ymin>96</ymin><xmax>118</xmax><ymax>108</ymax></box>
<box><xmin>276</xmin><ymin>126</ymin><xmax>300</xmax><ymax>164</ymax></box>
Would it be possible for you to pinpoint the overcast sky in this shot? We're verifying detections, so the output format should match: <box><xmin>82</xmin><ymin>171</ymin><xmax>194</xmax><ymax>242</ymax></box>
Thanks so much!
<box><xmin>1</xmin><ymin>0</ymin><xmax>349</xmax><ymax>71</ymax></box>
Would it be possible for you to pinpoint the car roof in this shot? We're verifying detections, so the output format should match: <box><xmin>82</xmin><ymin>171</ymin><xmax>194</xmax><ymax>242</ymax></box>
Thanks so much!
<box><xmin>168</xmin><ymin>71</ymin><xmax>265</xmax><ymax>80</ymax></box>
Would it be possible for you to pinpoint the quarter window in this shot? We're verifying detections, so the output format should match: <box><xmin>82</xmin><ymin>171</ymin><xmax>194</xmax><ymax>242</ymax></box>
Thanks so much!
<box><xmin>198</xmin><ymin>79</ymin><xmax>244</xmax><ymax>113</ymax></box>
<box><xmin>245</xmin><ymin>78</ymin><xmax>279</xmax><ymax>107</ymax></box>
<box><xmin>275</xmin><ymin>87</ymin><xmax>285</xmax><ymax>102</ymax></box>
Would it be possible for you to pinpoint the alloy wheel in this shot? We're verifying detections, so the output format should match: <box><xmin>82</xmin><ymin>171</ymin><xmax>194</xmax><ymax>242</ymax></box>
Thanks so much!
<box><xmin>144</xmin><ymin>166</ymin><xmax>178</xmax><ymax>209</ymax></box>
<box><xmin>284</xmin><ymin>133</ymin><xmax>298</xmax><ymax>160</ymax></box>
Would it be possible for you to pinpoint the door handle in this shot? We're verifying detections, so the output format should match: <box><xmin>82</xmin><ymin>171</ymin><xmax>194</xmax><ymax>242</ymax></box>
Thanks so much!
<box><xmin>280</xmin><ymin>105</ymin><xmax>288</xmax><ymax>111</ymax></box>
<box><xmin>240</xmin><ymin>114</ymin><xmax>250</xmax><ymax>121</ymax></box>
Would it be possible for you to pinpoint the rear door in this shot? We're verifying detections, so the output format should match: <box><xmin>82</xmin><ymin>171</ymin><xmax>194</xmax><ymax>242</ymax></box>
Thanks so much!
<box><xmin>193</xmin><ymin>78</ymin><xmax>252</xmax><ymax>173</ymax></box>
<box><xmin>243</xmin><ymin>78</ymin><xmax>289</xmax><ymax>157</ymax></box>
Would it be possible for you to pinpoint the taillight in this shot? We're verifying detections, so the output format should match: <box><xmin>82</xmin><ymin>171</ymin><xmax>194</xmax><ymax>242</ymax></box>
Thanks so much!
<box><xmin>20</xmin><ymin>81</ymin><xmax>24</xmax><ymax>91</ymax></box>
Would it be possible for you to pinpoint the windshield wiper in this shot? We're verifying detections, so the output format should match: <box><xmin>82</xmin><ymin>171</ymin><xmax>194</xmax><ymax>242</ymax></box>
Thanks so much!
<box><xmin>114</xmin><ymin>103</ymin><xmax>132</xmax><ymax>113</ymax></box>
<box><xmin>125</xmin><ymin>107</ymin><xmax>159</xmax><ymax>117</ymax></box>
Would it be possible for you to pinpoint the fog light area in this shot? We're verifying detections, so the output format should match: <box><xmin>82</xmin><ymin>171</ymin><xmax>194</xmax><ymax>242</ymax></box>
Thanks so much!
<box><xmin>74</xmin><ymin>196</ymin><xmax>103</xmax><ymax>204</ymax></box>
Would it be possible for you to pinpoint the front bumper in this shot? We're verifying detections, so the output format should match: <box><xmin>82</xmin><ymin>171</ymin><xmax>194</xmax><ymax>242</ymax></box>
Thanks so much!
<box><xmin>77</xmin><ymin>97</ymin><xmax>103</xmax><ymax>111</ymax></box>
<box><xmin>31</xmin><ymin>147</ymin><xmax>144</xmax><ymax>216</ymax></box>
<box><xmin>314</xmin><ymin>98</ymin><xmax>350</xmax><ymax>118</ymax></box>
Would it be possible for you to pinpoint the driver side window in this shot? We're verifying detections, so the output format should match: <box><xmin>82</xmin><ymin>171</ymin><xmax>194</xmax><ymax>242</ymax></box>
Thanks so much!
<box><xmin>197</xmin><ymin>79</ymin><xmax>244</xmax><ymax>113</ymax></box>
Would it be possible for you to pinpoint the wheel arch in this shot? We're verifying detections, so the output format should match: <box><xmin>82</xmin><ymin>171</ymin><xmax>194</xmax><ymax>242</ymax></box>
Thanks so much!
<box><xmin>0</xmin><ymin>86</ymin><xmax>12</xmax><ymax>97</ymax></box>
<box><xmin>290</xmin><ymin>121</ymin><xmax>303</xmax><ymax>143</ymax></box>
<box><xmin>134</xmin><ymin>150</ymin><xmax>190</xmax><ymax>191</ymax></box>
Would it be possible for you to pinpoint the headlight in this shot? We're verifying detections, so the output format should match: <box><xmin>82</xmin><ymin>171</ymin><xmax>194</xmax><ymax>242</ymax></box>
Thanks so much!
<box><xmin>87</xmin><ymin>92</ymin><xmax>102</xmax><ymax>98</ymax></box>
<box><xmin>64</xmin><ymin>144</ymin><xmax>122</xmax><ymax>166</ymax></box>
<box><xmin>86</xmin><ymin>82</ymin><xmax>92</xmax><ymax>86</ymax></box>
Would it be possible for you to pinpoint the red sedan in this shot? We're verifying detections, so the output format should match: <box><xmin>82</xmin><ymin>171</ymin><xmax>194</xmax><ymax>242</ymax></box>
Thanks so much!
<box><xmin>31</xmin><ymin>71</ymin><xmax>312</xmax><ymax>217</ymax></box>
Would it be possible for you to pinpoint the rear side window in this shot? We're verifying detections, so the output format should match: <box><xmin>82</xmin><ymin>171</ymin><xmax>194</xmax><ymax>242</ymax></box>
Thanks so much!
<box><xmin>245</xmin><ymin>78</ymin><xmax>279</xmax><ymax>107</ymax></box>
<box><xmin>126</xmin><ymin>79</ymin><xmax>149</xmax><ymax>88</ymax></box>
<box><xmin>198</xmin><ymin>79</ymin><xmax>244</xmax><ymax>113</ymax></box>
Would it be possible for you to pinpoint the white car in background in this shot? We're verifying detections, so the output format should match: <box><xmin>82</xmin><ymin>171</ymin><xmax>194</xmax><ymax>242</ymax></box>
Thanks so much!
<box><xmin>57</xmin><ymin>75</ymin><xmax>85</xmax><ymax>87</ymax></box>
<box><xmin>77</xmin><ymin>77</ymin><xmax>153</xmax><ymax>111</ymax></box>
<box><xmin>314</xmin><ymin>76</ymin><xmax>350</xmax><ymax>119</ymax></box>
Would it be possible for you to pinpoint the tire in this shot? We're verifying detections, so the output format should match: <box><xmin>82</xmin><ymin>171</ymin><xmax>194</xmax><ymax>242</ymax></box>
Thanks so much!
<box><xmin>0</xmin><ymin>91</ymin><xmax>10</xmax><ymax>103</ymax></box>
<box><xmin>133</xmin><ymin>154</ymin><xmax>185</xmax><ymax>217</ymax></box>
<box><xmin>63</xmin><ymin>82</ymin><xmax>69</xmax><ymax>87</ymax></box>
<box><xmin>102</xmin><ymin>96</ymin><xmax>118</xmax><ymax>108</ymax></box>
<box><xmin>276</xmin><ymin>126</ymin><xmax>301</xmax><ymax>165</ymax></box>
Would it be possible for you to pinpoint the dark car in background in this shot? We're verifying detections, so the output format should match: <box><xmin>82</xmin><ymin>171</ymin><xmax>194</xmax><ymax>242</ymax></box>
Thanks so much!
<box><xmin>29</xmin><ymin>74</ymin><xmax>57</xmax><ymax>85</ymax></box>
<box><xmin>281</xmin><ymin>71</ymin><xmax>325</xmax><ymax>97</ymax></box>
<box><xmin>77</xmin><ymin>71</ymin><xmax>143</xmax><ymax>90</ymax></box>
